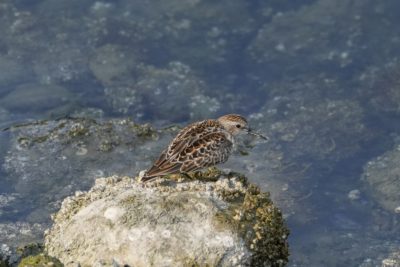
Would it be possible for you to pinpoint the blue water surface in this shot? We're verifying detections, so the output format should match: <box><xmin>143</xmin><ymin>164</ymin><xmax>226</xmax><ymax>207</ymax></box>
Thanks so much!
<box><xmin>1</xmin><ymin>0</ymin><xmax>400</xmax><ymax>266</ymax></box>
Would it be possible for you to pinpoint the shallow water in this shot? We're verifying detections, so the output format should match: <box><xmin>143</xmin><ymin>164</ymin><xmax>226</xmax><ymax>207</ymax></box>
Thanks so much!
<box><xmin>1</xmin><ymin>0</ymin><xmax>400</xmax><ymax>266</ymax></box>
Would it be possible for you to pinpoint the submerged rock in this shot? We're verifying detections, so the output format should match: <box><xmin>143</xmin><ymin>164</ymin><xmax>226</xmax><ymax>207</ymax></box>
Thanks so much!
<box><xmin>2</xmin><ymin>118</ymin><xmax>160</xmax><ymax>219</ymax></box>
<box><xmin>246</xmin><ymin>0</ymin><xmax>400</xmax><ymax>81</ymax></box>
<box><xmin>89</xmin><ymin>44</ymin><xmax>141</xmax><ymax>86</ymax></box>
<box><xmin>361</xmin><ymin>144</ymin><xmax>400</xmax><ymax>212</ymax></box>
<box><xmin>103</xmin><ymin>61</ymin><xmax>220</xmax><ymax>122</ymax></box>
<box><xmin>45</xmin><ymin>171</ymin><xmax>289</xmax><ymax>267</ymax></box>
<box><xmin>0</xmin><ymin>83</ymin><xmax>74</xmax><ymax>113</ymax></box>
<box><xmin>240</xmin><ymin>84</ymin><xmax>372</xmax><ymax>223</ymax></box>
<box><xmin>357</xmin><ymin>63</ymin><xmax>400</xmax><ymax>117</ymax></box>
<box><xmin>0</xmin><ymin>56</ymin><xmax>31</xmax><ymax>96</ymax></box>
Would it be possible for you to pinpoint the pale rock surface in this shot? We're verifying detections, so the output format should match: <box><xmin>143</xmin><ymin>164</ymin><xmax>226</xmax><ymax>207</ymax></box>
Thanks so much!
<box><xmin>382</xmin><ymin>251</ymin><xmax>400</xmax><ymax>267</ymax></box>
<box><xmin>44</xmin><ymin>172</ymin><xmax>289</xmax><ymax>266</ymax></box>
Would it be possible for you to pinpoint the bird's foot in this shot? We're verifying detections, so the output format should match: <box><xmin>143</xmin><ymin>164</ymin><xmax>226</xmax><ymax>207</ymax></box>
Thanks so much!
<box><xmin>191</xmin><ymin>167</ymin><xmax>222</xmax><ymax>182</ymax></box>
<box><xmin>179</xmin><ymin>172</ymin><xmax>193</xmax><ymax>180</ymax></box>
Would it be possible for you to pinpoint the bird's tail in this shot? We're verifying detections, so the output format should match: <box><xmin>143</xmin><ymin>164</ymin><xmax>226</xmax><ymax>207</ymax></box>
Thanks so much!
<box><xmin>139</xmin><ymin>173</ymin><xmax>157</xmax><ymax>182</ymax></box>
<box><xmin>140</xmin><ymin>163</ymin><xmax>182</xmax><ymax>182</ymax></box>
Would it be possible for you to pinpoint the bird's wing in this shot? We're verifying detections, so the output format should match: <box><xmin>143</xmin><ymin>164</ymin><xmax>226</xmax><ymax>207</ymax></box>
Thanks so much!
<box><xmin>142</xmin><ymin>122</ymin><xmax>204</xmax><ymax>180</ymax></box>
<box><xmin>143</xmin><ymin>121</ymin><xmax>209</xmax><ymax>179</ymax></box>
<box><xmin>143</xmin><ymin>131</ymin><xmax>232</xmax><ymax>180</ymax></box>
<box><xmin>180</xmin><ymin>131</ymin><xmax>233</xmax><ymax>173</ymax></box>
<box><xmin>165</xmin><ymin>119</ymin><xmax>222</xmax><ymax>160</ymax></box>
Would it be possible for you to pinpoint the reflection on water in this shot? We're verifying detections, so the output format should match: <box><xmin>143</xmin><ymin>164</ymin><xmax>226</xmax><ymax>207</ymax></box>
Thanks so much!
<box><xmin>1</xmin><ymin>0</ymin><xmax>400</xmax><ymax>265</ymax></box>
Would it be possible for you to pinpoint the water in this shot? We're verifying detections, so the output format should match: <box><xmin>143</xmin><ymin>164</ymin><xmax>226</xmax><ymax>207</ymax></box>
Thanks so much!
<box><xmin>1</xmin><ymin>0</ymin><xmax>400</xmax><ymax>265</ymax></box>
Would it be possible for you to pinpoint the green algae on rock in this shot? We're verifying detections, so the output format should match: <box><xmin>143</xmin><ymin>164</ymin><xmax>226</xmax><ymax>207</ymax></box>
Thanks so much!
<box><xmin>213</xmin><ymin>183</ymin><xmax>289</xmax><ymax>267</ymax></box>
<box><xmin>18</xmin><ymin>254</ymin><xmax>62</xmax><ymax>267</ymax></box>
<box><xmin>16</xmin><ymin>243</ymin><xmax>44</xmax><ymax>260</ymax></box>
<box><xmin>44</xmin><ymin>172</ymin><xmax>289</xmax><ymax>267</ymax></box>
<box><xmin>0</xmin><ymin>256</ymin><xmax>7</xmax><ymax>267</ymax></box>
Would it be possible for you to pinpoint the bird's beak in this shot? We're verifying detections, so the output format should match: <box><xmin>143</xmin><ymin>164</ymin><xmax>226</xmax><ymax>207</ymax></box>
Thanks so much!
<box><xmin>245</xmin><ymin>127</ymin><xmax>269</xmax><ymax>140</ymax></box>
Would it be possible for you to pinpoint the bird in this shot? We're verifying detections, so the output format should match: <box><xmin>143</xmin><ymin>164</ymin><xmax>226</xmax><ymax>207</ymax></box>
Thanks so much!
<box><xmin>141</xmin><ymin>114</ymin><xmax>267</xmax><ymax>182</ymax></box>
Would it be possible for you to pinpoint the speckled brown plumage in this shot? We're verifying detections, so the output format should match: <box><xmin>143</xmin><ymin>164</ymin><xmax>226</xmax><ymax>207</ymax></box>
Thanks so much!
<box><xmin>142</xmin><ymin>114</ymin><xmax>250</xmax><ymax>182</ymax></box>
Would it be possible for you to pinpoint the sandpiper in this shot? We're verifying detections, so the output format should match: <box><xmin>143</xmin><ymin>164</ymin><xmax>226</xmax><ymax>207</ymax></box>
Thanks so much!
<box><xmin>141</xmin><ymin>114</ymin><xmax>267</xmax><ymax>182</ymax></box>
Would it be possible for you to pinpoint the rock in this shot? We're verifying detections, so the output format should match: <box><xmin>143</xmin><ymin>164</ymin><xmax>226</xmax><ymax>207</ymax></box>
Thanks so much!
<box><xmin>44</xmin><ymin>171</ymin><xmax>289</xmax><ymax>267</ymax></box>
<box><xmin>0</xmin><ymin>244</ymin><xmax>11</xmax><ymax>267</ymax></box>
<box><xmin>361</xmin><ymin>144</ymin><xmax>400</xmax><ymax>212</ymax></box>
<box><xmin>0</xmin><ymin>56</ymin><xmax>32</xmax><ymax>96</ymax></box>
<box><xmin>0</xmin><ymin>83</ymin><xmax>74</xmax><ymax>113</ymax></box>
<box><xmin>16</xmin><ymin>243</ymin><xmax>44</xmax><ymax>260</ymax></box>
<box><xmin>246</xmin><ymin>0</ymin><xmax>400</xmax><ymax>81</ymax></box>
<box><xmin>0</xmin><ymin>107</ymin><xmax>10</xmax><ymax>124</ymax></box>
<box><xmin>104</xmin><ymin>62</ymin><xmax>220</xmax><ymax>122</ymax></box>
<box><xmin>347</xmin><ymin>189</ymin><xmax>361</xmax><ymax>201</ymax></box>
<box><xmin>133</xmin><ymin>62</ymin><xmax>219</xmax><ymax>122</ymax></box>
<box><xmin>264</xmin><ymin>98</ymin><xmax>368</xmax><ymax>163</ymax></box>
<box><xmin>382</xmin><ymin>251</ymin><xmax>400</xmax><ymax>267</ymax></box>
<box><xmin>70</xmin><ymin>107</ymin><xmax>105</xmax><ymax>120</ymax></box>
<box><xmin>0</xmin><ymin>223</ymin><xmax>49</xmax><ymax>266</ymax></box>
<box><xmin>0</xmin><ymin>193</ymin><xmax>18</xmax><ymax>218</ymax></box>
<box><xmin>2</xmin><ymin>118</ymin><xmax>160</xmax><ymax>217</ymax></box>
<box><xmin>18</xmin><ymin>254</ymin><xmax>62</xmax><ymax>267</ymax></box>
<box><xmin>89</xmin><ymin>44</ymin><xmax>141</xmax><ymax>86</ymax></box>
<box><xmin>243</xmin><ymin>86</ymin><xmax>371</xmax><ymax>210</ymax></box>
<box><xmin>32</xmin><ymin>45</ymin><xmax>91</xmax><ymax>84</ymax></box>
<box><xmin>249</xmin><ymin>75</ymin><xmax>373</xmax><ymax>170</ymax></box>
<box><xmin>88</xmin><ymin>0</ymin><xmax>256</xmax><ymax>76</ymax></box>
<box><xmin>357</xmin><ymin>63</ymin><xmax>400</xmax><ymax>116</ymax></box>
<box><xmin>0</xmin><ymin>116</ymin><xmax>10</xmax><ymax>167</ymax></box>
<box><xmin>1</xmin><ymin>117</ymin><xmax>181</xmax><ymax>257</ymax></box>
<box><xmin>0</xmin><ymin>223</ymin><xmax>47</xmax><ymax>250</ymax></box>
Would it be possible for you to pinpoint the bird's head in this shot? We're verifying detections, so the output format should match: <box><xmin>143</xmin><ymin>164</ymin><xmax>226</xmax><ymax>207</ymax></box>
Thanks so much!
<box><xmin>217</xmin><ymin>114</ymin><xmax>249</xmax><ymax>135</ymax></box>
<box><xmin>217</xmin><ymin>114</ymin><xmax>269</xmax><ymax>140</ymax></box>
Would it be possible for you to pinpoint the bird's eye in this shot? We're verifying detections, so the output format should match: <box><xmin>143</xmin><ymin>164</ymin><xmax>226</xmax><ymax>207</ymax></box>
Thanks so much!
<box><xmin>236</xmin><ymin>124</ymin><xmax>241</xmax><ymax>128</ymax></box>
